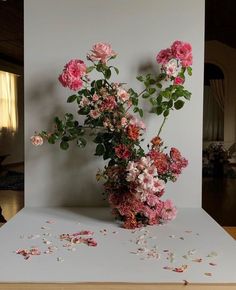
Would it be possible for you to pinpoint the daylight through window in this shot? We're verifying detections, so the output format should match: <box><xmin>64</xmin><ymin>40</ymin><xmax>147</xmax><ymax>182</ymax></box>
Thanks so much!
<box><xmin>0</xmin><ymin>70</ymin><xmax>18</xmax><ymax>132</ymax></box>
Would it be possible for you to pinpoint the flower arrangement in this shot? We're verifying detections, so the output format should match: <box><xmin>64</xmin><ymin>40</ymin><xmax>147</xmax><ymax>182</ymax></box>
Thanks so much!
<box><xmin>31</xmin><ymin>41</ymin><xmax>192</xmax><ymax>229</ymax></box>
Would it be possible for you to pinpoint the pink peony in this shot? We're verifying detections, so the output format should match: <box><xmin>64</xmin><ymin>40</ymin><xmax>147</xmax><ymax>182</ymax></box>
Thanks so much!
<box><xmin>115</xmin><ymin>144</ymin><xmax>131</xmax><ymax>159</ymax></box>
<box><xmin>156</xmin><ymin>48</ymin><xmax>172</xmax><ymax>65</ymax></box>
<box><xmin>161</xmin><ymin>199</ymin><xmax>177</xmax><ymax>221</ymax></box>
<box><xmin>174</xmin><ymin>76</ymin><xmax>184</xmax><ymax>85</ymax></box>
<box><xmin>59</xmin><ymin>59</ymin><xmax>87</xmax><ymax>91</ymax></box>
<box><xmin>92</xmin><ymin>94</ymin><xmax>100</xmax><ymax>102</ymax></box>
<box><xmin>31</xmin><ymin>135</ymin><xmax>43</xmax><ymax>146</ymax></box>
<box><xmin>88</xmin><ymin>42</ymin><xmax>117</xmax><ymax>64</ymax></box>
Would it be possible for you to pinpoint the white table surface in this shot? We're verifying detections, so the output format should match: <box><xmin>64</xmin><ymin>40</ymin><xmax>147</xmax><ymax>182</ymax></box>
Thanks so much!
<box><xmin>0</xmin><ymin>207</ymin><xmax>235</xmax><ymax>284</ymax></box>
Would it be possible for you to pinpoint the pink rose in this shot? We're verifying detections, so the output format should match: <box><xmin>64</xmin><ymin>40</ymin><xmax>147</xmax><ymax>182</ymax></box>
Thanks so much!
<box><xmin>174</xmin><ymin>76</ymin><xmax>184</xmax><ymax>85</ymax></box>
<box><xmin>171</xmin><ymin>40</ymin><xmax>192</xmax><ymax>67</ymax></box>
<box><xmin>88</xmin><ymin>42</ymin><xmax>117</xmax><ymax>64</ymax></box>
<box><xmin>117</xmin><ymin>88</ymin><xmax>130</xmax><ymax>103</ymax></box>
<box><xmin>161</xmin><ymin>199</ymin><xmax>177</xmax><ymax>221</ymax></box>
<box><xmin>156</xmin><ymin>48</ymin><xmax>172</xmax><ymax>65</ymax></box>
<box><xmin>58</xmin><ymin>59</ymin><xmax>87</xmax><ymax>91</ymax></box>
<box><xmin>92</xmin><ymin>94</ymin><xmax>100</xmax><ymax>102</ymax></box>
<box><xmin>89</xmin><ymin>109</ymin><xmax>101</xmax><ymax>119</ymax></box>
<box><xmin>31</xmin><ymin>135</ymin><xmax>43</xmax><ymax>146</ymax></box>
<box><xmin>165</xmin><ymin>59</ymin><xmax>178</xmax><ymax>77</ymax></box>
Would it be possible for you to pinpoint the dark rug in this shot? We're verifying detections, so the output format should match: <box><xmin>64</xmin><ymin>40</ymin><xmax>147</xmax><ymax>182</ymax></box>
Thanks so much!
<box><xmin>0</xmin><ymin>171</ymin><xmax>24</xmax><ymax>190</ymax></box>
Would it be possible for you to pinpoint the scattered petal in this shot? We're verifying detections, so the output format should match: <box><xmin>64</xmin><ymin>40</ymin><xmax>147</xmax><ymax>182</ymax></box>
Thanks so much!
<box><xmin>173</xmin><ymin>264</ymin><xmax>188</xmax><ymax>273</ymax></box>
<box><xmin>192</xmin><ymin>258</ymin><xmax>203</xmax><ymax>263</ymax></box>
<box><xmin>204</xmin><ymin>272</ymin><xmax>212</xmax><ymax>277</ymax></box>
<box><xmin>183</xmin><ymin>280</ymin><xmax>189</xmax><ymax>285</ymax></box>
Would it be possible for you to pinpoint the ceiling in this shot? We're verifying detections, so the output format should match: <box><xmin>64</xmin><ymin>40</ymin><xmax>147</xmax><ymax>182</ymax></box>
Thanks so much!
<box><xmin>0</xmin><ymin>0</ymin><xmax>235</xmax><ymax>67</ymax></box>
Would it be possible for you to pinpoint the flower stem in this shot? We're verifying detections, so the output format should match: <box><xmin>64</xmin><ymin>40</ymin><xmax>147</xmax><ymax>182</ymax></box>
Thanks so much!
<box><xmin>157</xmin><ymin>117</ymin><xmax>167</xmax><ymax>137</ymax></box>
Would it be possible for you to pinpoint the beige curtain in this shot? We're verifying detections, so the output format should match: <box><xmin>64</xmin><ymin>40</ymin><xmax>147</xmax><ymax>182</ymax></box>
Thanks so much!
<box><xmin>0</xmin><ymin>71</ymin><xmax>18</xmax><ymax>132</ymax></box>
<box><xmin>209</xmin><ymin>79</ymin><xmax>225</xmax><ymax>112</ymax></box>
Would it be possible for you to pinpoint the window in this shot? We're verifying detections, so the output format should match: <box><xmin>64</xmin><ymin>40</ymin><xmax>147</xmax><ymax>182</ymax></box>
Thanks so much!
<box><xmin>0</xmin><ymin>70</ymin><xmax>18</xmax><ymax>132</ymax></box>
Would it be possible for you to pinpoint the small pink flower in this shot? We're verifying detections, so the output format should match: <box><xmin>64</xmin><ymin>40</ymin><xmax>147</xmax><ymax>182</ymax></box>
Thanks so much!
<box><xmin>165</xmin><ymin>59</ymin><xmax>178</xmax><ymax>77</ymax></box>
<box><xmin>101</xmin><ymin>96</ymin><xmax>117</xmax><ymax>111</ymax></box>
<box><xmin>121</xmin><ymin>117</ymin><xmax>128</xmax><ymax>127</ymax></box>
<box><xmin>31</xmin><ymin>135</ymin><xmax>43</xmax><ymax>146</ymax></box>
<box><xmin>79</xmin><ymin>96</ymin><xmax>90</xmax><ymax>107</ymax></box>
<box><xmin>156</xmin><ymin>48</ymin><xmax>172</xmax><ymax>65</ymax></box>
<box><xmin>89</xmin><ymin>109</ymin><xmax>101</xmax><ymax>119</ymax></box>
<box><xmin>161</xmin><ymin>199</ymin><xmax>177</xmax><ymax>221</ymax></box>
<box><xmin>117</xmin><ymin>88</ymin><xmax>130</xmax><ymax>102</ymax></box>
<box><xmin>58</xmin><ymin>59</ymin><xmax>87</xmax><ymax>91</ymax></box>
<box><xmin>92</xmin><ymin>94</ymin><xmax>100</xmax><ymax>101</ymax></box>
<box><xmin>88</xmin><ymin>42</ymin><xmax>117</xmax><ymax>64</ymax></box>
<box><xmin>174</xmin><ymin>76</ymin><xmax>184</xmax><ymax>85</ymax></box>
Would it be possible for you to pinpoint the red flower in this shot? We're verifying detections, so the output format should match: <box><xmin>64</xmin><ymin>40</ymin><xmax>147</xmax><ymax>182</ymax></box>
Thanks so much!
<box><xmin>149</xmin><ymin>150</ymin><xmax>169</xmax><ymax>174</ymax></box>
<box><xmin>115</xmin><ymin>144</ymin><xmax>131</xmax><ymax>159</ymax></box>
<box><xmin>127</xmin><ymin>124</ymin><xmax>140</xmax><ymax>141</ymax></box>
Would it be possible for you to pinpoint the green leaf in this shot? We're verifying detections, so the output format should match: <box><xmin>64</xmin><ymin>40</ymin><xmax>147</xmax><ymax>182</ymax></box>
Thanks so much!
<box><xmin>95</xmin><ymin>143</ymin><xmax>105</xmax><ymax>156</ymax></box>
<box><xmin>77</xmin><ymin>137</ymin><xmax>87</xmax><ymax>148</ymax></box>
<box><xmin>113</xmin><ymin>67</ymin><xmax>119</xmax><ymax>74</ymax></box>
<box><xmin>156</xmin><ymin>106</ymin><xmax>163</xmax><ymax>115</ymax></box>
<box><xmin>182</xmin><ymin>90</ymin><xmax>192</xmax><ymax>100</ymax></box>
<box><xmin>60</xmin><ymin>141</ymin><xmax>69</xmax><ymax>150</ymax></box>
<box><xmin>67</xmin><ymin>95</ymin><xmax>77</xmax><ymax>103</ymax></box>
<box><xmin>86</xmin><ymin>66</ymin><xmax>94</xmax><ymax>73</ymax></box>
<box><xmin>148</xmin><ymin>87</ymin><xmax>156</xmax><ymax>95</ymax></box>
<box><xmin>138</xmin><ymin>108</ymin><xmax>144</xmax><ymax>118</ymax></box>
<box><xmin>174</xmin><ymin>100</ymin><xmax>185</xmax><ymax>110</ymax></box>
<box><xmin>131</xmin><ymin>97</ymin><xmax>138</xmax><ymax>106</ymax></box>
<box><xmin>163</xmin><ymin>109</ymin><xmax>169</xmax><ymax>117</ymax></box>
<box><xmin>156</xmin><ymin>83</ymin><xmax>162</xmax><ymax>89</ymax></box>
<box><xmin>156</xmin><ymin>95</ymin><xmax>163</xmax><ymax>105</ymax></box>
<box><xmin>104</xmin><ymin>68</ymin><xmax>111</xmax><ymax>79</ymax></box>
<box><xmin>133</xmin><ymin>107</ymin><xmax>139</xmax><ymax>113</ymax></box>
<box><xmin>136</xmin><ymin>76</ymin><xmax>144</xmax><ymax>82</ymax></box>
<box><xmin>142</xmin><ymin>92</ymin><xmax>150</xmax><ymax>99</ymax></box>
<box><xmin>78</xmin><ymin>107</ymin><xmax>90</xmax><ymax>115</ymax></box>
<box><xmin>95</xmin><ymin>79</ymin><xmax>103</xmax><ymax>90</ymax></box>
<box><xmin>96</xmin><ymin>63</ymin><xmax>103</xmax><ymax>72</ymax></box>
<box><xmin>168</xmin><ymin>99</ymin><xmax>173</xmax><ymax>108</ymax></box>
<box><xmin>187</xmin><ymin>67</ymin><xmax>192</xmax><ymax>76</ymax></box>
<box><xmin>48</xmin><ymin>135</ymin><xmax>56</xmax><ymax>144</ymax></box>
<box><xmin>65</xmin><ymin>113</ymin><xmax>74</xmax><ymax>120</ymax></box>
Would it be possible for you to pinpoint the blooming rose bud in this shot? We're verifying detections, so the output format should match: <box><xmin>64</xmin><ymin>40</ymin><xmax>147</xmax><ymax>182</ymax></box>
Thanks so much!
<box><xmin>88</xmin><ymin>42</ymin><xmax>117</xmax><ymax>64</ymax></box>
<box><xmin>31</xmin><ymin>135</ymin><xmax>43</xmax><ymax>146</ymax></box>
<box><xmin>174</xmin><ymin>76</ymin><xmax>184</xmax><ymax>85</ymax></box>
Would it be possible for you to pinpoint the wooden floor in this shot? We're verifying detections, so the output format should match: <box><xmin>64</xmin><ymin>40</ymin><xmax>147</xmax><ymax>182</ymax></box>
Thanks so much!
<box><xmin>202</xmin><ymin>177</ymin><xmax>236</xmax><ymax>226</ymax></box>
<box><xmin>0</xmin><ymin>163</ymin><xmax>24</xmax><ymax>224</ymax></box>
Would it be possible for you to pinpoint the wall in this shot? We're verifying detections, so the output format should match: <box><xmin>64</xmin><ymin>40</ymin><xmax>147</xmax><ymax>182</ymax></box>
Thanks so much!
<box><xmin>205</xmin><ymin>40</ymin><xmax>236</xmax><ymax>148</ymax></box>
<box><xmin>25</xmin><ymin>0</ymin><xmax>204</xmax><ymax>207</ymax></box>
<box><xmin>0</xmin><ymin>60</ymin><xmax>24</xmax><ymax>164</ymax></box>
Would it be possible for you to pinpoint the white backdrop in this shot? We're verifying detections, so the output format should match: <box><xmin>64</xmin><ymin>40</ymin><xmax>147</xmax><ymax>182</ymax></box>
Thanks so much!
<box><xmin>25</xmin><ymin>0</ymin><xmax>204</xmax><ymax>207</ymax></box>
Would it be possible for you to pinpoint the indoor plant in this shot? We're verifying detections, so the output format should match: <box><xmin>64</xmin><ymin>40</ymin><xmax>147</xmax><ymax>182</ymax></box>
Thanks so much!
<box><xmin>31</xmin><ymin>41</ymin><xmax>192</xmax><ymax>228</ymax></box>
